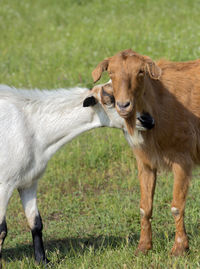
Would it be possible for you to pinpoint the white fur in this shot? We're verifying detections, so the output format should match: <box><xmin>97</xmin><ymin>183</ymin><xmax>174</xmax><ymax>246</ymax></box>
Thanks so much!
<box><xmin>0</xmin><ymin>84</ymin><xmax>127</xmax><ymax>228</ymax></box>
<box><xmin>124</xmin><ymin>130</ymin><xmax>144</xmax><ymax>147</ymax></box>
<box><xmin>0</xmin><ymin>83</ymin><xmax>146</xmax><ymax>259</ymax></box>
<box><xmin>140</xmin><ymin>208</ymin><xmax>145</xmax><ymax>217</ymax></box>
<box><xmin>171</xmin><ymin>207</ymin><xmax>179</xmax><ymax>216</ymax></box>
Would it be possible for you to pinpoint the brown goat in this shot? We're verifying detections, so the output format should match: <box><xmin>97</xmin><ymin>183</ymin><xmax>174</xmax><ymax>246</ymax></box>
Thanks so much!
<box><xmin>92</xmin><ymin>49</ymin><xmax>200</xmax><ymax>256</ymax></box>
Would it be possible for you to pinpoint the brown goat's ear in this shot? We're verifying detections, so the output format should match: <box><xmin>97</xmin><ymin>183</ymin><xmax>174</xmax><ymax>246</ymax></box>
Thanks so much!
<box><xmin>92</xmin><ymin>58</ymin><xmax>109</xmax><ymax>83</ymax></box>
<box><xmin>145</xmin><ymin>61</ymin><xmax>162</xmax><ymax>80</ymax></box>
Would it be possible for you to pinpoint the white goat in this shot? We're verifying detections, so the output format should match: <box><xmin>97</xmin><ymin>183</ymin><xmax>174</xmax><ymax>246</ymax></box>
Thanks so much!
<box><xmin>0</xmin><ymin>83</ymin><xmax>152</xmax><ymax>264</ymax></box>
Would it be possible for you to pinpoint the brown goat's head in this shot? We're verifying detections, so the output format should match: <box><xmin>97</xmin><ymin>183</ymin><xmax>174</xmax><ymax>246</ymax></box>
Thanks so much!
<box><xmin>92</xmin><ymin>49</ymin><xmax>161</xmax><ymax>119</ymax></box>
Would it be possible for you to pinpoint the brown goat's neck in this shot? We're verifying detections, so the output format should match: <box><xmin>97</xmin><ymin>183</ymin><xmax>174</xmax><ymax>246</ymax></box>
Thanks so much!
<box><xmin>141</xmin><ymin>77</ymin><xmax>160</xmax><ymax>116</ymax></box>
<box><xmin>125</xmin><ymin>77</ymin><xmax>161</xmax><ymax>135</ymax></box>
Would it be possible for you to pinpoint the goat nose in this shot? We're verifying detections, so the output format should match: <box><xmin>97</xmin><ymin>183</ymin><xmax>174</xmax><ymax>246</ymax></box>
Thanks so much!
<box><xmin>116</xmin><ymin>101</ymin><xmax>131</xmax><ymax>109</ymax></box>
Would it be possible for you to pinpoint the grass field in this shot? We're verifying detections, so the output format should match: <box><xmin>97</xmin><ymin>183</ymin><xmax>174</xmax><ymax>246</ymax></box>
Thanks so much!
<box><xmin>0</xmin><ymin>0</ymin><xmax>200</xmax><ymax>268</ymax></box>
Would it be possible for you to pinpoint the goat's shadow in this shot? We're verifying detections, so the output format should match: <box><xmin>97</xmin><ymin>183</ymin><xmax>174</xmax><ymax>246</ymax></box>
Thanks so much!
<box><xmin>3</xmin><ymin>233</ymin><xmax>140</xmax><ymax>263</ymax></box>
<box><xmin>3</xmin><ymin>222</ymin><xmax>199</xmax><ymax>263</ymax></box>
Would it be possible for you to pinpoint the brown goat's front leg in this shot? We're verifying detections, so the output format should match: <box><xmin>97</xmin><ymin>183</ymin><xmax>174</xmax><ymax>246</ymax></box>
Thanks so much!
<box><xmin>136</xmin><ymin>159</ymin><xmax>157</xmax><ymax>254</ymax></box>
<box><xmin>171</xmin><ymin>163</ymin><xmax>190</xmax><ymax>256</ymax></box>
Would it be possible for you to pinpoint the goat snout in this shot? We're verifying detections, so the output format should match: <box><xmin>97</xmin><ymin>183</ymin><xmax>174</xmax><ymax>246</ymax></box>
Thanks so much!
<box><xmin>116</xmin><ymin>100</ymin><xmax>133</xmax><ymax>118</ymax></box>
<box><xmin>116</xmin><ymin>101</ymin><xmax>131</xmax><ymax>109</ymax></box>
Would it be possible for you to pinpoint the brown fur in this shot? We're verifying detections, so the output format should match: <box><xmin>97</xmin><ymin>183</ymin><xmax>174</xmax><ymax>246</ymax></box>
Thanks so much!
<box><xmin>92</xmin><ymin>49</ymin><xmax>200</xmax><ymax>255</ymax></box>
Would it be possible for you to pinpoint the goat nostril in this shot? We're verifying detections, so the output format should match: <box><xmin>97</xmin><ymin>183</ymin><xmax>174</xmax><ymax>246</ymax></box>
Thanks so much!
<box><xmin>117</xmin><ymin>101</ymin><xmax>131</xmax><ymax>109</ymax></box>
<box><xmin>124</xmin><ymin>101</ymin><xmax>130</xmax><ymax>108</ymax></box>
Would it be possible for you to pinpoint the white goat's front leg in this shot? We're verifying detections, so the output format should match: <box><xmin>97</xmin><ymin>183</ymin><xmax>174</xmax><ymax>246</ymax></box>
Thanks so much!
<box><xmin>0</xmin><ymin>186</ymin><xmax>14</xmax><ymax>267</ymax></box>
<box><xmin>18</xmin><ymin>182</ymin><xmax>48</xmax><ymax>264</ymax></box>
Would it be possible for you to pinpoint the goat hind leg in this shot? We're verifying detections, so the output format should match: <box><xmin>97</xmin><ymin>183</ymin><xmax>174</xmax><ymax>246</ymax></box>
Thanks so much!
<box><xmin>18</xmin><ymin>182</ymin><xmax>48</xmax><ymax>264</ymax></box>
<box><xmin>171</xmin><ymin>163</ymin><xmax>190</xmax><ymax>256</ymax></box>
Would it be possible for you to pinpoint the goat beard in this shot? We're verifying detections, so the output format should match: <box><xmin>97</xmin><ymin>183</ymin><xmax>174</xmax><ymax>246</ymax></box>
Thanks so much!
<box><xmin>124</xmin><ymin>109</ymin><xmax>136</xmax><ymax>136</ymax></box>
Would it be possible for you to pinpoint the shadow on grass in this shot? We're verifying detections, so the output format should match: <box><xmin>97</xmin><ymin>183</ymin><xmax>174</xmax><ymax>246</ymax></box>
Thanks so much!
<box><xmin>3</xmin><ymin>226</ymin><xmax>198</xmax><ymax>264</ymax></box>
<box><xmin>3</xmin><ymin>233</ymin><xmax>140</xmax><ymax>262</ymax></box>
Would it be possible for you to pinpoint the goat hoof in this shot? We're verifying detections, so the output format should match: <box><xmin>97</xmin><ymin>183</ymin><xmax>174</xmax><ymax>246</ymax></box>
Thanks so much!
<box><xmin>135</xmin><ymin>244</ymin><xmax>152</xmax><ymax>256</ymax></box>
<box><xmin>171</xmin><ymin>244</ymin><xmax>189</xmax><ymax>256</ymax></box>
<box><xmin>44</xmin><ymin>258</ymin><xmax>51</xmax><ymax>268</ymax></box>
<box><xmin>44</xmin><ymin>258</ymin><xmax>50</xmax><ymax>264</ymax></box>
<box><xmin>35</xmin><ymin>257</ymin><xmax>50</xmax><ymax>266</ymax></box>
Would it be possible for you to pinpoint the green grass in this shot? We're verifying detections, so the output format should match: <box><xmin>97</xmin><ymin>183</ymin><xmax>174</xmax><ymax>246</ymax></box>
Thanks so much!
<box><xmin>0</xmin><ymin>0</ymin><xmax>200</xmax><ymax>268</ymax></box>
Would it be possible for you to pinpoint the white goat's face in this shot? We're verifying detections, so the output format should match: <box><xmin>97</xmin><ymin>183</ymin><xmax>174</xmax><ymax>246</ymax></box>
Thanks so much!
<box><xmin>83</xmin><ymin>80</ymin><xmax>115</xmax><ymax>109</ymax></box>
<box><xmin>93</xmin><ymin>81</ymin><xmax>115</xmax><ymax>108</ymax></box>
<box><xmin>83</xmin><ymin>81</ymin><xmax>126</xmax><ymax>129</ymax></box>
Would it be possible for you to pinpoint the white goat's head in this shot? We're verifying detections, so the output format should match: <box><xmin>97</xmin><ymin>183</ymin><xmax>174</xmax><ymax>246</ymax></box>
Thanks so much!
<box><xmin>83</xmin><ymin>80</ymin><xmax>114</xmax><ymax>108</ymax></box>
<box><xmin>83</xmin><ymin>80</ymin><xmax>125</xmax><ymax>129</ymax></box>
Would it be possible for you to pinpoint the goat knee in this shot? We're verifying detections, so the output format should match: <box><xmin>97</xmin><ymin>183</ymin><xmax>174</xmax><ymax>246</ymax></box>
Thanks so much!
<box><xmin>32</xmin><ymin>214</ymin><xmax>43</xmax><ymax>236</ymax></box>
<box><xmin>140</xmin><ymin>207</ymin><xmax>152</xmax><ymax>219</ymax></box>
<box><xmin>171</xmin><ymin>207</ymin><xmax>180</xmax><ymax>217</ymax></box>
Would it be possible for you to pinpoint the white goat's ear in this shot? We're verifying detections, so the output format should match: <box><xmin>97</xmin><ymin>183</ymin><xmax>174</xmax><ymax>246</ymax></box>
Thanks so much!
<box><xmin>83</xmin><ymin>96</ymin><xmax>98</xmax><ymax>107</ymax></box>
<box><xmin>92</xmin><ymin>58</ymin><xmax>109</xmax><ymax>83</ymax></box>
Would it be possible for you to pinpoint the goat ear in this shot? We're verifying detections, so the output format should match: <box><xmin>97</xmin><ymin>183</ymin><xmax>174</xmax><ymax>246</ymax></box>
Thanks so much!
<box><xmin>92</xmin><ymin>58</ymin><xmax>109</xmax><ymax>83</ymax></box>
<box><xmin>83</xmin><ymin>96</ymin><xmax>97</xmax><ymax>107</ymax></box>
<box><xmin>145</xmin><ymin>60</ymin><xmax>162</xmax><ymax>80</ymax></box>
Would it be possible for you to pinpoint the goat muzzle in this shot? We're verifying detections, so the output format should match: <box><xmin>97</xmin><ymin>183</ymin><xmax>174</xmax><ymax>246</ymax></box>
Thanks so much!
<box><xmin>116</xmin><ymin>101</ymin><xmax>134</xmax><ymax>118</ymax></box>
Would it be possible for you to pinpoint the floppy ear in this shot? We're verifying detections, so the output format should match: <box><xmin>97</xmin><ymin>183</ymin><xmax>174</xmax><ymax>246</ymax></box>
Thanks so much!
<box><xmin>145</xmin><ymin>60</ymin><xmax>162</xmax><ymax>80</ymax></box>
<box><xmin>83</xmin><ymin>96</ymin><xmax>97</xmax><ymax>107</ymax></box>
<box><xmin>92</xmin><ymin>58</ymin><xmax>109</xmax><ymax>83</ymax></box>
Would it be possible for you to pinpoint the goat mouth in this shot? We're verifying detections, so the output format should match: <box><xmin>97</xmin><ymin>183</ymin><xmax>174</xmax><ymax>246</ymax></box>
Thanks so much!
<box><xmin>117</xmin><ymin>110</ymin><xmax>132</xmax><ymax>119</ymax></box>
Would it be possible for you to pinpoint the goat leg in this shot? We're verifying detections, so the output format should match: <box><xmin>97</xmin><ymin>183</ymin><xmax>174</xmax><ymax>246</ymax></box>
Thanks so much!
<box><xmin>135</xmin><ymin>158</ymin><xmax>157</xmax><ymax>254</ymax></box>
<box><xmin>171</xmin><ymin>162</ymin><xmax>190</xmax><ymax>256</ymax></box>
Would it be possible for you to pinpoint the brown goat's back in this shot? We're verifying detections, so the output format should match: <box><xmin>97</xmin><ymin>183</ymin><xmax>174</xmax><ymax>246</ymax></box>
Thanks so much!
<box><xmin>139</xmin><ymin>58</ymin><xmax>200</xmax><ymax>169</ymax></box>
